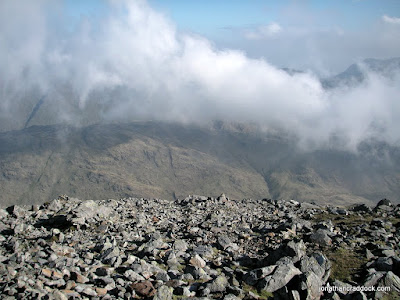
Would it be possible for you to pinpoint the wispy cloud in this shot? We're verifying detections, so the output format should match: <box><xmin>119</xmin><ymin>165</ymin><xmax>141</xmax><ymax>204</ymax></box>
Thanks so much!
<box><xmin>244</xmin><ymin>22</ymin><xmax>282</xmax><ymax>40</ymax></box>
<box><xmin>382</xmin><ymin>15</ymin><xmax>400</xmax><ymax>25</ymax></box>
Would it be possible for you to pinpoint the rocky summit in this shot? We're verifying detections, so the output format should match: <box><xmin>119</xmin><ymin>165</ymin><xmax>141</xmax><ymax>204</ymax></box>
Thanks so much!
<box><xmin>0</xmin><ymin>195</ymin><xmax>399</xmax><ymax>300</ymax></box>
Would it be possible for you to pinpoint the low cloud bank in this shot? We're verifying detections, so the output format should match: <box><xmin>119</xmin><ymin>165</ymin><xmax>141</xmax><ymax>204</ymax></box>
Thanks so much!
<box><xmin>0</xmin><ymin>0</ymin><xmax>399</xmax><ymax>150</ymax></box>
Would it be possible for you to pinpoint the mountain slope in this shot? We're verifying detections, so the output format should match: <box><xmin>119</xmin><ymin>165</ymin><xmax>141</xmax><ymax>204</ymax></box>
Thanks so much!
<box><xmin>1</xmin><ymin>122</ymin><xmax>399</xmax><ymax>207</ymax></box>
<box><xmin>0</xmin><ymin>123</ymin><xmax>270</xmax><ymax>207</ymax></box>
<box><xmin>321</xmin><ymin>57</ymin><xmax>400</xmax><ymax>89</ymax></box>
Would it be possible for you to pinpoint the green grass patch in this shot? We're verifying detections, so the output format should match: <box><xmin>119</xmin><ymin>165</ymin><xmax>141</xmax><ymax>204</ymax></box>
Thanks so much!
<box><xmin>389</xmin><ymin>217</ymin><xmax>400</xmax><ymax>227</ymax></box>
<box><xmin>175</xmin><ymin>264</ymin><xmax>185</xmax><ymax>272</ymax></box>
<box><xmin>381</xmin><ymin>291</ymin><xmax>400</xmax><ymax>300</ymax></box>
<box><xmin>212</xmin><ymin>247</ymin><xmax>219</xmax><ymax>256</ymax></box>
<box><xmin>312</xmin><ymin>212</ymin><xmax>373</xmax><ymax>226</ymax></box>
<box><xmin>242</xmin><ymin>283</ymin><xmax>273</xmax><ymax>299</ymax></box>
<box><xmin>326</xmin><ymin>247</ymin><xmax>367</xmax><ymax>282</ymax></box>
<box><xmin>182</xmin><ymin>278</ymin><xmax>208</xmax><ymax>285</ymax></box>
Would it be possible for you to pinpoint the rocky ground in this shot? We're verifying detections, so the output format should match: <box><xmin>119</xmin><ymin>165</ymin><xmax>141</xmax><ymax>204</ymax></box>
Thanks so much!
<box><xmin>0</xmin><ymin>194</ymin><xmax>399</xmax><ymax>299</ymax></box>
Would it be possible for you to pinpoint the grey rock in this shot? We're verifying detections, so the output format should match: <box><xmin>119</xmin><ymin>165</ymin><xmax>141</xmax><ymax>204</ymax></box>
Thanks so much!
<box><xmin>218</xmin><ymin>235</ymin><xmax>233</xmax><ymax>250</ymax></box>
<box><xmin>0</xmin><ymin>194</ymin><xmax>398</xmax><ymax>299</ymax></box>
<box><xmin>382</xmin><ymin>249</ymin><xmax>396</xmax><ymax>257</ymax></box>
<box><xmin>364</xmin><ymin>270</ymin><xmax>385</xmax><ymax>287</ymax></box>
<box><xmin>185</xmin><ymin>266</ymin><xmax>210</xmax><ymax>281</ymax></box>
<box><xmin>374</xmin><ymin>257</ymin><xmax>393</xmax><ymax>271</ymax></box>
<box><xmin>243</xmin><ymin>265</ymin><xmax>277</xmax><ymax>285</ymax></box>
<box><xmin>6</xmin><ymin>205</ymin><xmax>26</xmax><ymax>218</ymax></box>
<box><xmin>290</xmin><ymin>290</ymin><xmax>301</xmax><ymax>300</ymax></box>
<box><xmin>224</xmin><ymin>294</ymin><xmax>240</xmax><ymax>300</ymax></box>
<box><xmin>300</xmin><ymin>271</ymin><xmax>323</xmax><ymax>300</ymax></box>
<box><xmin>365</xmin><ymin>249</ymin><xmax>375</xmax><ymax>260</ymax></box>
<box><xmin>380</xmin><ymin>271</ymin><xmax>400</xmax><ymax>292</ymax></box>
<box><xmin>82</xmin><ymin>287</ymin><xmax>98</xmax><ymax>297</ymax></box>
<box><xmin>52</xmin><ymin>290</ymin><xmax>68</xmax><ymax>300</ymax></box>
<box><xmin>315</xmin><ymin>220</ymin><xmax>334</xmax><ymax>232</ymax></box>
<box><xmin>310</xmin><ymin>229</ymin><xmax>332</xmax><ymax>246</ymax></box>
<box><xmin>208</xmin><ymin>275</ymin><xmax>229</xmax><ymax>292</ymax></box>
<box><xmin>154</xmin><ymin>285</ymin><xmax>173</xmax><ymax>300</ymax></box>
<box><xmin>124</xmin><ymin>270</ymin><xmax>145</xmax><ymax>282</ymax></box>
<box><xmin>193</xmin><ymin>245</ymin><xmax>214</xmax><ymax>258</ymax></box>
<box><xmin>352</xmin><ymin>204</ymin><xmax>371</xmax><ymax>213</ymax></box>
<box><xmin>376</xmin><ymin>198</ymin><xmax>392</xmax><ymax>208</ymax></box>
<box><xmin>155</xmin><ymin>271</ymin><xmax>170</xmax><ymax>282</ymax></box>
<box><xmin>69</xmin><ymin>200</ymin><xmax>114</xmax><ymax>225</ymax></box>
<box><xmin>258</xmin><ymin>261</ymin><xmax>302</xmax><ymax>293</ymax></box>
<box><xmin>300</xmin><ymin>256</ymin><xmax>325</xmax><ymax>280</ymax></box>
<box><xmin>337</xmin><ymin>208</ymin><xmax>349</xmax><ymax>215</ymax></box>
<box><xmin>47</xmin><ymin>199</ymin><xmax>63</xmax><ymax>212</ymax></box>
<box><xmin>310</xmin><ymin>253</ymin><xmax>331</xmax><ymax>283</ymax></box>
<box><xmin>285</xmin><ymin>240</ymin><xmax>306</xmax><ymax>263</ymax></box>
<box><xmin>174</xmin><ymin>239</ymin><xmax>188</xmax><ymax>252</ymax></box>
<box><xmin>189</xmin><ymin>254</ymin><xmax>206</xmax><ymax>268</ymax></box>
<box><xmin>0</xmin><ymin>209</ymin><xmax>9</xmax><ymax>219</ymax></box>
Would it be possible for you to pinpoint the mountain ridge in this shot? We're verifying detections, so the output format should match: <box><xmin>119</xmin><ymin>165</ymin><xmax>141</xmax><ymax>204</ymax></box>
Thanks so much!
<box><xmin>321</xmin><ymin>57</ymin><xmax>400</xmax><ymax>89</ymax></box>
<box><xmin>1</xmin><ymin>121</ymin><xmax>399</xmax><ymax>207</ymax></box>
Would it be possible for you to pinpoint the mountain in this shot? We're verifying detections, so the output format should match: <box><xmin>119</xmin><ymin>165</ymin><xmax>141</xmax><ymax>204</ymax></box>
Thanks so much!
<box><xmin>1</xmin><ymin>58</ymin><xmax>400</xmax><ymax>206</ymax></box>
<box><xmin>0</xmin><ymin>122</ymin><xmax>269</xmax><ymax>207</ymax></box>
<box><xmin>321</xmin><ymin>57</ymin><xmax>400</xmax><ymax>89</ymax></box>
<box><xmin>1</xmin><ymin>121</ymin><xmax>399</xmax><ymax>207</ymax></box>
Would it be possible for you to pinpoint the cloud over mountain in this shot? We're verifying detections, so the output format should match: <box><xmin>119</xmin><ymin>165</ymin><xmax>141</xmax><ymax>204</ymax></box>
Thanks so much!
<box><xmin>0</xmin><ymin>0</ymin><xmax>399</xmax><ymax>150</ymax></box>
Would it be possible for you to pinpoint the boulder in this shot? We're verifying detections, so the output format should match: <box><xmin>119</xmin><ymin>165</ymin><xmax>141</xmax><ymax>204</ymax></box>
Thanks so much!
<box><xmin>258</xmin><ymin>260</ymin><xmax>302</xmax><ymax>293</ymax></box>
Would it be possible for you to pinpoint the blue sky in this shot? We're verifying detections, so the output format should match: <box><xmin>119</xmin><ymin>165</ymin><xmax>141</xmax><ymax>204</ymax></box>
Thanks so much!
<box><xmin>62</xmin><ymin>0</ymin><xmax>400</xmax><ymax>73</ymax></box>
<box><xmin>66</xmin><ymin>0</ymin><xmax>400</xmax><ymax>34</ymax></box>
<box><xmin>148</xmin><ymin>0</ymin><xmax>384</xmax><ymax>32</ymax></box>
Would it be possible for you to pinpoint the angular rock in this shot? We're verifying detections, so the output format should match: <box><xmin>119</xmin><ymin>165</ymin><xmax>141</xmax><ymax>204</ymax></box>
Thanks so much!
<box><xmin>131</xmin><ymin>280</ymin><xmax>156</xmax><ymax>297</ymax></box>
<box><xmin>189</xmin><ymin>254</ymin><xmax>206</xmax><ymax>268</ymax></box>
<box><xmin>376</xmin><ymin>198</ymin><xmax>392</xmax><ymax>208</ymax></box>
<box><xmin>218</xmin><ymin>235</ymin><xmax>233</xmax><ymax>250</ymax></box>
<box><xmin>285</xmin><ymin>240</ymin><xmax>306</xmax><ymax>263</ymax></box>
<box><xmin>208</xmin><ymin>275</ymin><xmax>229</xmax><ymax>293</ymax></box>
<box><xmin>154</xmin><ymin>285</ymin><xmax>173</xmax><ymax>300</ymax></box>
<box><xmin>258</xmin><ymin>261</ymin><xmax>302</xmax><ymax>293</ymax></box>
<box><xmin>310</xmin><ymin>229</ymin><xmax>332</xmax><ymax>246</ymax></box>
<box><xmin>380</xmin><ymin>271</ymin><xmax>400</xmax><ymax>293</ymax></box>
<box><xmin>243</xmin><ymin>265</ymin><xmax>277</xmax><ymax>286</ymax></box>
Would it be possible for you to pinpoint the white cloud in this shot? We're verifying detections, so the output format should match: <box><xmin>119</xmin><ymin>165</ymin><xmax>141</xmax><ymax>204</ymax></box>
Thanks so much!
<box><xmin>382</xmin><ymin>15</ymin><xmax>400</xmax><ymax>25</ymax></box>
<box><xmin>244</xmin><ymin>22</ymin><xmax>282</xmax><ymax>40</ymax></box>
<box><xmin>219</xmin><ymin>19</ymin><xmax>400</xmax><ymax>76</ymax></box>
<box><xmin>0</xmin><ymin>0</ymin><xmax>399</xmax><ymax>150</ymax></box>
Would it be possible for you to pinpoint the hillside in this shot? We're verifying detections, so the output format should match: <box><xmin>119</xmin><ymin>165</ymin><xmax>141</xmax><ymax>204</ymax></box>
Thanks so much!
<box><xmin>0</xmin><ymin>121</ymin><xmax>399</xmax><ymax>207</ymax></box>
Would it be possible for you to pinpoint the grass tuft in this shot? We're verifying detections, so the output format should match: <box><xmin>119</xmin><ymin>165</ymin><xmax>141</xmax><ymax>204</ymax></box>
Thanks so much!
<box><xmin>326</xmin><ymin>247</ymin><xmax>367</xmax><ymax>282</ymax></box>
<box><xmin>242</xmin><ymin>283</ymin><xmax>274</xmax><ymax>299</ymax></box>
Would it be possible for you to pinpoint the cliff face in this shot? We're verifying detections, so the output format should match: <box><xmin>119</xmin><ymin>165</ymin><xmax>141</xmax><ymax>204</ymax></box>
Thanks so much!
<box><xmin>0</xmin><ymin>121</ymin><xmax>399</xmax><ymax>207</ymax></box>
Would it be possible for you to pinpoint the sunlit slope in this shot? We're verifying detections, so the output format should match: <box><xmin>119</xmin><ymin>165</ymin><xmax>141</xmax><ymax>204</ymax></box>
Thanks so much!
<box><xmin>0</xmin><ymin>121</ymin><xmax>399</xmax><ymax>207</ymax></box>
<box><xmin>0</xmin><ymin>123</ymin><xmax>270</xmax><ymax>206</ymax></box>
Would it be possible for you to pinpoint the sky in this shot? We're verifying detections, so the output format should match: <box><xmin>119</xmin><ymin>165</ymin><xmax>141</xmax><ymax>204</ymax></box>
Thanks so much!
<box><xmin>65</xmin><ymin>0</ymin><xmax>400</xmax><ymax>74</ymax></box>
<box><xmin>0</xmin><ymin>0</ymin><xmax>400</xmax><ymax>150</ymax></box>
